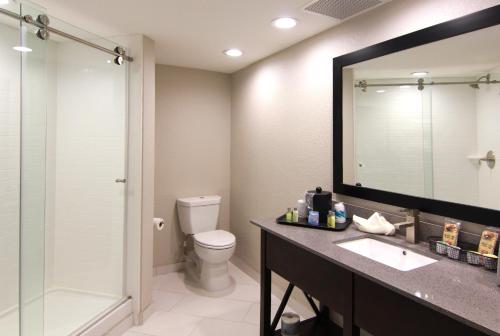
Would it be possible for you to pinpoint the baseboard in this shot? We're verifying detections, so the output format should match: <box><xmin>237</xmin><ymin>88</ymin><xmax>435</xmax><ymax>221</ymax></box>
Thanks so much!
<box><xmin>104</xmin><ymin>315</ymin><xmax>133</xmax><ymax>336</ymax></box>
<box><xmin>230</xmin><ymin>255</ymin><xmax>314</xmax><ymax>320</ymax></box>
<box><xmin>140</xmin><ymin>302</ymin><xmax>155</xmax><ymax>324</ymax></box>
<box><xmin>230</xmin><ymin>255</ymin><xmax>260</xmax><ymax>280</ymax></box>
<box><xmin>154</xmin><ymin>262</ymin><xmax>185</xmax><ymax>276</ymax></box>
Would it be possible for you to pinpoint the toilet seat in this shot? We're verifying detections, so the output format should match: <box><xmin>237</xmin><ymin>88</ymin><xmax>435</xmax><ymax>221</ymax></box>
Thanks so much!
<box><xmin>194</xmin><ymin>230</ymin><xmax>236</xmax><ymax>250</ymax></box>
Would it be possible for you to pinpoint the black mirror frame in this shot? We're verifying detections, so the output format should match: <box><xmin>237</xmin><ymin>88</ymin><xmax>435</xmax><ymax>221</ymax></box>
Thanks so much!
<box><xmin>333</xmin><ymin>5</ymin><xmax>500</xmax><ymax>227</ymax></box>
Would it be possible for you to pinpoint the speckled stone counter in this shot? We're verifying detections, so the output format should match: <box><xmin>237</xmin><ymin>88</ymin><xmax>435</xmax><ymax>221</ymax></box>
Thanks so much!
<box><xmin>252</xmin><ymin>218</ymin><xmax>500</xmax><ymax>336</ymax></box>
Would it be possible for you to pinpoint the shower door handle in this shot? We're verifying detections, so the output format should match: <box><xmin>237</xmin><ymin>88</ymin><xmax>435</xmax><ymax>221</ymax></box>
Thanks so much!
<box><xmin>115</xmin><ymin>178</ymin><xmax>127</xmax><ymax>183</ymax></box>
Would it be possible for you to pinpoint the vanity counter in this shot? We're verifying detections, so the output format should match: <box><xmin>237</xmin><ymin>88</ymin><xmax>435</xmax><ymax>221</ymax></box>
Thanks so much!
<box><xmin>252</xmin><ymin>218</ymin><xmax>500</xmax><ymax>336</ymax></box>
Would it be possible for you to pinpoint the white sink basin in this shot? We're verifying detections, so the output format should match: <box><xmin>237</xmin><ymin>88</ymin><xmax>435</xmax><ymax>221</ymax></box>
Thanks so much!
<box><xmin>337</xmin><ymin>238</ymin><xmax>437</xmax><ymax>271</ymax></box>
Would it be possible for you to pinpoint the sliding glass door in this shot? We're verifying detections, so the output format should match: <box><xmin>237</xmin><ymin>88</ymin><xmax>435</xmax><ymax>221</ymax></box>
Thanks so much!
<box><xmin>0</xmin><ymin>3</ymin><xmax>128</xmax><ymax>335</ymax></box>
<box><xmin>0</xmin><ymin>2</ymin><xmax>22</xmax><ymax>335</ymax></box>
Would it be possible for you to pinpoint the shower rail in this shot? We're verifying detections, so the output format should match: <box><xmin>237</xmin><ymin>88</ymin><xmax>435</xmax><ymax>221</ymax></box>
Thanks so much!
<box><xmin>355</xmin><ymin>75</ymin><xmax>499</xmax><ymax>91</ymax></box>
<box><xmin>0</xmin><ymin>7</ymin><xmax>133</xmax><ymax>62</ymax></box>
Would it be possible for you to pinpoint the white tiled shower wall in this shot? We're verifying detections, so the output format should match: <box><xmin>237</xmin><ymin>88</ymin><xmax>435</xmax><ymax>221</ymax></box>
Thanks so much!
<box><xmin>46</xmin><ymin>41</ymin><xmax>126</xmax><ymax>295</ymax></box>
<box><xmin>477</xmin><ymin>69</ymin><xmax>500</xmax><ymax>210</ymax></box>
<box><xmin>430</xmin><ymin>80</ymin><xmax>478</xmax><ymax>205</ymax></box>
<box><xmin>355</xmin><ymin>82</ymin><xmax>427</xmax><ymax>196</ymax></box>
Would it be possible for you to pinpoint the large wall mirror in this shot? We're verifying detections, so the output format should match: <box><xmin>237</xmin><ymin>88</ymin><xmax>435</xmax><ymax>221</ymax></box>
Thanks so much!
<box><xmin>333</xmin><ymin>5</ymin><xmax>500</xmax><ymax>227</ymax></box>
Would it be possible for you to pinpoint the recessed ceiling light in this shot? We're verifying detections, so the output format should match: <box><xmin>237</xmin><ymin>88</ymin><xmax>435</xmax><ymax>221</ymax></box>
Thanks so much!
<box><xmin>399</xmin><ymin>85</ymin><xmax>411</xmax><ymax>89</ymax></box>
<box><xmin>107</xmin><ymin>60</ymin><xmax>112</xmax><ymax>64</ymax></box>
<box><xmin>376</xmin><ymin>89</ymin><xmax>386</xmax><ymax>93</ymax></box>
<box><xmin>271</xmin><ymin>17</ymin><xmax>298</xmax><ymax>29</ymax></box>
<box><xmin>411</xmin><ymin>71</ymin><xmax>428</xmax><ymax>77</ymax></box>
<box><xmin>13</xmin><ymin>46</ymin><xmax>32</xmax><ymax>52</ymax></box>
<box><xmin>223</xmin><ymin>49</ymin><xmax>243</xmax><ymax>57</ymax></box>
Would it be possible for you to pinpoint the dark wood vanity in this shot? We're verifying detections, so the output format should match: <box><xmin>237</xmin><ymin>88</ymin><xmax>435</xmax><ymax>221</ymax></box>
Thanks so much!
<box><xmin>257</xmin><ymin>223</ymin><xmax>499</xmax><ymax>336</ymax></box>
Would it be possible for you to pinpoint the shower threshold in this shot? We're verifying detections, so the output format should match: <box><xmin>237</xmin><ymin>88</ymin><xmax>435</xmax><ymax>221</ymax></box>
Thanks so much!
<box><xmin>0</xmin><ymin>288</ymin><xmax>122</xmax><ymax>336</ymax></box>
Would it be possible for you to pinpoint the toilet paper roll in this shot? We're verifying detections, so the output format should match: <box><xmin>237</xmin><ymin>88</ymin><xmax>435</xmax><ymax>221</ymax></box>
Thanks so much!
<box><xmin>153</xmin><ymin>218</ymin><xmax>165</xmax><ymax>231</ymax></box>
<box><xmin>281</xmin><ymin>312</ymin><xmax>300</xmax><ymax>336</ymax></box>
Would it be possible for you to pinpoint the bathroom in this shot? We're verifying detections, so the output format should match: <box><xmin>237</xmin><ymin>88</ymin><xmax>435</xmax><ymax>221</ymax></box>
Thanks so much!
<box><xmin>1</xmin><ymin>0</ymin><xmax>499</xmax><ymax>335</ymax></box>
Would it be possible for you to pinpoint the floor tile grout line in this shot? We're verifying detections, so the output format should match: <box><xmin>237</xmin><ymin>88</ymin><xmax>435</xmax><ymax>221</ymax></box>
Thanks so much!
<box><xmin>154</xmin><ymin>288</ymin><xmax>266</xmax><ymax>305</ymax></box>
<box><xmin>126</xmin><ymin>330</ymin><xmax>160</xmax><ymax>336</ymax></box>
<box><xmin>241</xmin><ymin>300</ymin><xmax>256</xmax><ymax>324</ymax></box>
<box><xmin>132</xmin><ymin>264</ymin><xmax>287</xmax><ymax>335</ymax></box>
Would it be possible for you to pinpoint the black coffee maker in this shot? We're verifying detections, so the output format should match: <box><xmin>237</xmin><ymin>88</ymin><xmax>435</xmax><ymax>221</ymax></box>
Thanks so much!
<box><xmin>306</xmin><ymin>187</ymin><xmax>332</xmax><ymax>223</ymax></box>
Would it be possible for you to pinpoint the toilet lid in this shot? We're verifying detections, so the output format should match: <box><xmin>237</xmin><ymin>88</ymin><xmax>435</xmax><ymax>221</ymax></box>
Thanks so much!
<box><xmin>194</xmin><ymin>230</ymin><xmax>236</xmax><ymax>249</ymax></box>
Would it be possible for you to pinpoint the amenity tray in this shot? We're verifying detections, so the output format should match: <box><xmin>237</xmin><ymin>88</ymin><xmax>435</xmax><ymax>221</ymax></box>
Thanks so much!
<box><xmin>276</xmin><ymin>215</ymin><xmax>351</xmax><ymax>232</ymax></box>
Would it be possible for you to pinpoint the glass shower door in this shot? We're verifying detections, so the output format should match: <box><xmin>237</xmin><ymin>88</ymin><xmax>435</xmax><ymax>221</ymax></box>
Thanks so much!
<box><xmin>0</xmin><ymin>2</ymin><xmax>22</xmax><ymax>335</ymax></box>
<box><xmin>354</xmin><ymin>83</ymin><xmax>432</xmax><ymax>198</ymax></box>
<box><xmin>19</xmin><ymin>3</ymin><xmax>48</xmax><ymax>336</ymax></box>
<box><xmin>42</xmin><ymin>15</ymin><xmax>127</xmax><ymax>336</ymax></box>
<box><xmin>1</xmin><ymin>4</ymin><xmax>128</xmax><ymax>335</ymax></box>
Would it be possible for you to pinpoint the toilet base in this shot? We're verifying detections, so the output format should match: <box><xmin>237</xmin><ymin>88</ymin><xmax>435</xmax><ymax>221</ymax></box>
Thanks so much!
<box><xmin>184</xmin><ymin>254</ymin><xmax>235</xmax><ymax>296</ymax></box>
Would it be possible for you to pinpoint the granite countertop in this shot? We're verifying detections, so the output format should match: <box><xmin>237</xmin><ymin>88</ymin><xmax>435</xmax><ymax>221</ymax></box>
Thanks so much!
<box><xmin>251</xmin><ymin>218</ymin><xmax>500</xmax><ymax>336</ymax></box>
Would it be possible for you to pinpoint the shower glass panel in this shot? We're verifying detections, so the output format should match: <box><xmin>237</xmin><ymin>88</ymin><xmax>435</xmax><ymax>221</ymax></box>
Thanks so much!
<box><xmin>0</xmin><ymin>3</ymin><xmax>127</xmax><ymax>335</ymax></box>
<box><xmin>0</xmin><ymin>2</ymin><xmax>21</xmax><ymax>336</ymax></box>
<box><xmin>20</xmin><ymin>3</ymin><xmax>48</xmax><ymax>336</ymax></box>
<box><xmin>42</xmin><ymin>15</ymin><xmax>127</xmax><ymax>336</ymax></box>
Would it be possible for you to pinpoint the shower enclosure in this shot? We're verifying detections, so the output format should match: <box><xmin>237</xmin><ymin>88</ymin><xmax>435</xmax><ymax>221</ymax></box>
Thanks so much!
<box><xmin>1</xmin><ymin>1</ymin><xmax>131</xmax><ymax>335</ymax></box>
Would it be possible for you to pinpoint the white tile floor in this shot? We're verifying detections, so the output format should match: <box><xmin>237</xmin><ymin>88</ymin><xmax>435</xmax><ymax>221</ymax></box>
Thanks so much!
<box><xmin>122</xmin><ymin>263</ymin><xmax>307</xmax><ymax>336</ymax></box>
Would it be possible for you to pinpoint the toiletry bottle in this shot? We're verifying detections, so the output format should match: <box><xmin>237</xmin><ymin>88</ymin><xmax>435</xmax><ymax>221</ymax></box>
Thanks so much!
<box><xmin>334</xmin><ymin>202</ymin><xmax>347</xmax><ymax>224</ymax></box>
<box><xmin>292</xmin><ymin>208</ymin><xmax>299</xmax><ymax>223</ymax></box>
<box><xmin>327</xmin><ymin>210</ymin><xmax>336</xmax><ymax>228</ymax></box>
<box><xmin>308</xmin><ymin>211</ymin><xmax>319</xmax><ymax>226</ymax></box>
<box><xmin>297</xmin><ymin>200</ymin><xmax>307</xmax><ymax>218</ymax></box>
<box><xmin>285</xmin><ymin>208</ymin><xmax>293</xmax><ymax>222</ymax></box>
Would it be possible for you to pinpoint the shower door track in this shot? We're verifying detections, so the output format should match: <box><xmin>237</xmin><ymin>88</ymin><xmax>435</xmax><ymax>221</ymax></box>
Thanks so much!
<box><xmin>0</xmin><ymin>7</ymin><xmax>134</xmax><ymax>62</ymax></box>
<box><xmin>69</xmin><ymin>296</ymin><xmax>132</xmax><ymax>336</ymax></box>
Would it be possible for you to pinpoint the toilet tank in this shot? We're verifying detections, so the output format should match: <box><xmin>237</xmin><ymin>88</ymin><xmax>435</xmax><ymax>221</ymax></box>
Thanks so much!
<box><xmin>177</xmin><ymin>196</ymin><xmax>221</xmax><ymax>234</ymax></box>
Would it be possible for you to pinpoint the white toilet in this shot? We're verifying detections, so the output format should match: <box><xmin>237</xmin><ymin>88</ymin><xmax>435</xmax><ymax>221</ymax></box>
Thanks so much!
<box><xmin>177</xmin><ymin>195</ymin><xmax>236</xmax><ymax>293</ymax></box>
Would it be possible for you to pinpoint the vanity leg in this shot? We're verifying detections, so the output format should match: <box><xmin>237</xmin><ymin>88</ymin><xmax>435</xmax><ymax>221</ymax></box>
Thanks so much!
<box><xmin>260</xmin><ymin>230</ymin><xmax>272</xmax><ymax>336</ymax></box>
<box><xmin>343</xmin><ymin>274</ymin><xmax>360</xmax><ymax>336</ymax></box>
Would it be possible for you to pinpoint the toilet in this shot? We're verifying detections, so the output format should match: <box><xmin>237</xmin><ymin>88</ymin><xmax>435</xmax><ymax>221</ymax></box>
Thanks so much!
<box><xmin>177</xmin><ymin>195</ymin><xmax>236</xmax><ymax>292</ymax></box>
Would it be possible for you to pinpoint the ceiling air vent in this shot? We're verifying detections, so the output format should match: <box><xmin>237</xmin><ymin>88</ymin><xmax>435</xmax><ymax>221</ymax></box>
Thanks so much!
<box><xmin>304</xmin><ymin>0</ymin><xmax>382</xmax><ymax>20</ymax></box>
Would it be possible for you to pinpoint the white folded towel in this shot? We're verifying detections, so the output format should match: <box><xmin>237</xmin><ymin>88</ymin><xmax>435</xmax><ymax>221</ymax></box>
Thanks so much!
<box><xmin>353</xmin><ymin>212</ymin><xmax>395</xmax><ymax>236</ymax></box>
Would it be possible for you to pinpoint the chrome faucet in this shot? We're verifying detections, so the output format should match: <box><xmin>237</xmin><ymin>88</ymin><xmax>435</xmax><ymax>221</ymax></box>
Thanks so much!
<box><xmin>393</xmin><ymin>209</ymin><xmax>419</xmax><ymax>244</ymax></box>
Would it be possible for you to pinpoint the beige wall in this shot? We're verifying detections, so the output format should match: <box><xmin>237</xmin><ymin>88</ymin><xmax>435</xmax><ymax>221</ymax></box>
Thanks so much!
<box><xmin>154</xmin><ymin>65</ymin><xmax>231</xmax><ymax>267</ymax></box>
<box><xmin>230</xmin><ymin>0</ymin><xmax>500</xmax><ymax>272</ymax></box>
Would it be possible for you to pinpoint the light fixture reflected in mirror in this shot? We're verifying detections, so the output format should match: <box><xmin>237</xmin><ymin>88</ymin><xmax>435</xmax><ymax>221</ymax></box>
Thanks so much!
<box><xmin>411</xmin><ymin>71</ymin><xmax>428</xmax><ymax>77</ymax></box>
<box><xmin>13</xmin><ymin>46</ymin><xmax>32</xmax><ymax>52</ymax></box>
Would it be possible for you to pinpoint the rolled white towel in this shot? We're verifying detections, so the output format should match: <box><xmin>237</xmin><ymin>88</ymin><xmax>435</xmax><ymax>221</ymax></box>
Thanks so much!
<box><xmin>353</xmin><ymin>212</ymin><xmax>395</xmax><ymax>236</ymax></box>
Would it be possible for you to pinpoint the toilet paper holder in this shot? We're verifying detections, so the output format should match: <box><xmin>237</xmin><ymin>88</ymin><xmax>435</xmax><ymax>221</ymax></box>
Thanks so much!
<box><xmin>153</xmin><ymin>218</ymin><xmax>165</xmax><ymax>231</ymax></box>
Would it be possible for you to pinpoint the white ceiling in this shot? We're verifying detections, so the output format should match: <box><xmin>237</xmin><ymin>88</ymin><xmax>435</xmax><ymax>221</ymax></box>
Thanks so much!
<box><xmin>34</xmin><ymin>0</ymin><xmax>387</xmax><ymax>73</ymax></box>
